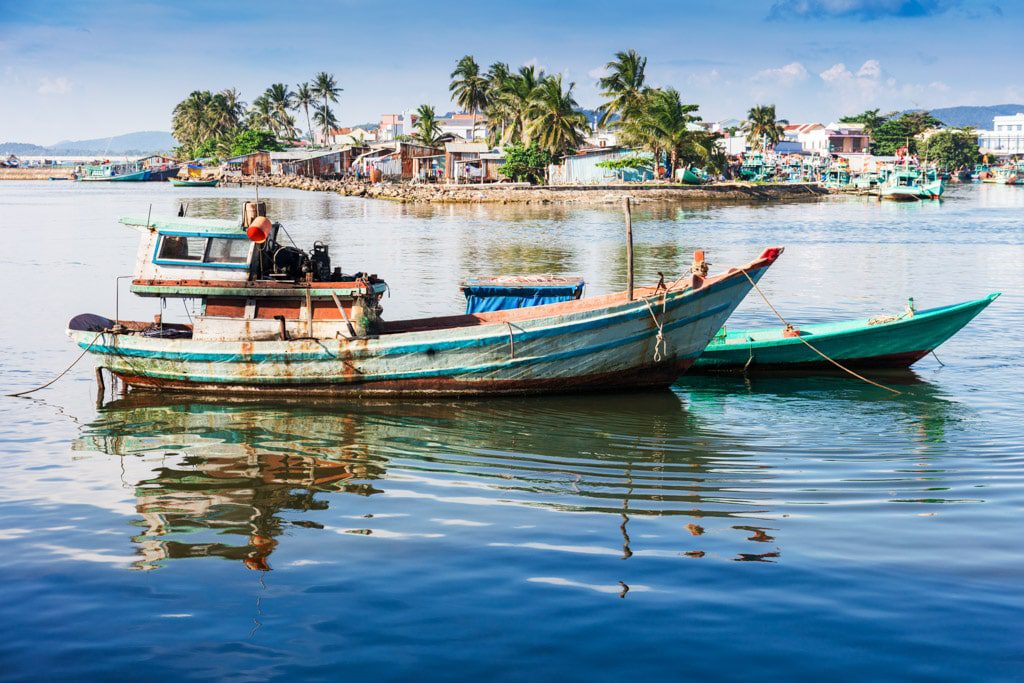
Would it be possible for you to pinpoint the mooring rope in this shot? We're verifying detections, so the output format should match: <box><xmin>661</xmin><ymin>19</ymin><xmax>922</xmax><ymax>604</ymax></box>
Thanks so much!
<box><xmin>641</xmin><ymin>295</ymin><xmax>667</xmax><ymax>363</ymax></box>
<box><xmin>739</xmin><ymin>270</ymin><xmax>902</xmax><ymax>395</ymax></box>
<box><xmin>7</xmin><ymin>331</ymin><xmax>105</xmax><ymax>398</ymax></box>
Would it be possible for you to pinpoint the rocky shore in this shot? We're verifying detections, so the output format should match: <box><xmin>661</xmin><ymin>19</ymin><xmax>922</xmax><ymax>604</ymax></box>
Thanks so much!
<box><xmin>235</xmin><ymin>174</ymin><xmax>831</xmax><ymax>204</ymax></box>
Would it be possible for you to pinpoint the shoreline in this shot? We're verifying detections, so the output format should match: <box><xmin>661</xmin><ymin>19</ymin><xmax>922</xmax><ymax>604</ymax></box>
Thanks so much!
<box><xmin>236</xmin><ymin>174</ymin><xmax>832</xmax><ymax>204</ymax></box>
<box><xmin>0</xmin><ymin>167</ymin><xmax>834</xmax><ymax>204</ymax></box>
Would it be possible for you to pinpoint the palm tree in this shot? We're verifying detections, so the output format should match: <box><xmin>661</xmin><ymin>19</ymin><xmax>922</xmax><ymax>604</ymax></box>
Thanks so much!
<box><xmin>294</xmin><ymin>82</ymin><xmax>315</xmax><ymax>144</ymax></box>
<box><xmin>313</xmin><ymin>104</ymin><xmax>338</xmax><ymax>141</ymax></box>
<box><xmin>264</xmin><ymin>83</ymin><xmax>295</xmax><ymax>138</ymax></box>
<box><xmin>413</xmin><ymin>104</ymin><xmax>443</xmax><ymax>146</ymax></box>
<box><xmin>491</xmin><ymin>65</ymin><xmax>545</xmax><ymax>145</ymax></box>
<box><xmin>526</xmin><ymin>74</ymin><xmax>587</xmax><ymax>159</ymax></box>
<box><xmin>449</xmin><ymin>55</ymin><xmax>489</xmax><ymax>141</ymax></box>
<box><xmin>312</xmin><ymin>72</ymin><xmax>342</xmax><ymax>143</ymax></box>
<box><xmin>481</xmin><ymin>62</ymin><xmax>512</xmax><ymax>144</ymax></box>
<box><xmin>172</xmin><ymin>90</ymin><xmax>208</xmax><ymax>152</ymax></box>
<box><xmin>248</xmin><ymin>95</ymin><xmax>275</xmax><ymax>132</ymax></box>
<box><xmin>746</xmin><ymin>104</ymin><xmax>786</xmax><ymax>150</ymax></box>
<box><xmin>642</xmin><ymin>88</ymin><xmax>705</xmax><ymax>178</ymax></box>
<box><xmin>219</xmin><ymin>88</ymin><xmax>246</xmax><ymax>125</ymax></box>
<box><xmin>597</xmin><ymin>49</ymin><xmax>648</xmax><ymax>127</ymax></box>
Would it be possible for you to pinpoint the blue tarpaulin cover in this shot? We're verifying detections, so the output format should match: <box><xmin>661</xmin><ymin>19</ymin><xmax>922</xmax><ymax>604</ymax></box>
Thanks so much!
<box><xmin>461</xmin><ymin>277</ymin><xmax>585</xmax><ymax>314</ymax></box>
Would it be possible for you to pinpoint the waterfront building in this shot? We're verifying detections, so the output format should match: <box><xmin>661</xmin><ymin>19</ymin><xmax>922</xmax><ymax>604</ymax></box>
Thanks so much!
<box><xmin>439</xmin><ymin>114</ymin><xmax>486</xmax><ymax>142</ymax></box>
<box><xmin>977</xmin><ymin>113</ymin><xmax>1024</xmax><ymax>155</ymax></box>
<box><xmin>799</xmin><ymin>123</ymin><xmax>870</xmax><ymax>155</ymax></box>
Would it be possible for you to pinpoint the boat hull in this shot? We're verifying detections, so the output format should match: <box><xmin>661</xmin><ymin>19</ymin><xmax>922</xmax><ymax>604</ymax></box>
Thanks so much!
<box><xmin>692</xmin><ymin>294</ymin><xmax>998</xmax><ymax>372</ymax></box>
<box><xmin>79</xmin><ymin>170</ymin><xmax>151</xmax><ymax>182</ymax></box>
<box><xmin>69</xmin><ymin>254</ymin><xmax>780</xmax><ymax>397</ymax></box>
<box><xmin>169</xmin><ymin>179</ymin><xmax>218</xmax><ymax>187</ymax></box>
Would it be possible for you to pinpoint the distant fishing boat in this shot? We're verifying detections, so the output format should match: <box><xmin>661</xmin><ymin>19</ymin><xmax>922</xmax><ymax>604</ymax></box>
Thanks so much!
<box><xmin>693</xmin><ymin>293</ymin><xmax>998</xmax><ymax>372</ymax></box>
<box><xmin>992</xmin><ymin>164</ymin><xmax>1022</xmax><ymax>185</ymax></box>
<box><xmin>66</xmin><ymin>203</ymin><xmax>784</xmax><ymax>396</ymax></box>
<box><xmin>77</xmin><ymin>161</ymin><xmax>150</xmax><ymax>182</ymax></box>
<box><xmin>821</xmin><ymin>159</ymin><xmax>852</xmax><ymax>189</ymax></box>
<box><xmin>169</xmin><ymin>178</ymin><xmax>218</xmax><ymax>187</ymax></box>
<box><xmin>880</xmin><ymin>165</ymin><xmax>943</xmax><ymax>200</ymax></box>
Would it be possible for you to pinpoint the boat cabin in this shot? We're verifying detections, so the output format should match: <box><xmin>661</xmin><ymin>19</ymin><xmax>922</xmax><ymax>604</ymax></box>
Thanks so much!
<box><xmin>123</xmin><ymin>202</ymin><xmax>387</xmax><ymax>341</ymax></box>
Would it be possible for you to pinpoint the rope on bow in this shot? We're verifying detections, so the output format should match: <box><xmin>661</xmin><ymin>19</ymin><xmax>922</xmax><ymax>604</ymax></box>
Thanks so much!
<box><xmin>739</xmin><ymin>270</ymin><xmax>901</xmax><ymax>395</ymax></box>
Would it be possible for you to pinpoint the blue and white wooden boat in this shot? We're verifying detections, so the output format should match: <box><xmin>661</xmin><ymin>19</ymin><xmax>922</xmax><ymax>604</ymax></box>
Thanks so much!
<box><xmin>67</xmin><ymin>203</ymin><xmax>783</xmax><ymax>396</ymax></box>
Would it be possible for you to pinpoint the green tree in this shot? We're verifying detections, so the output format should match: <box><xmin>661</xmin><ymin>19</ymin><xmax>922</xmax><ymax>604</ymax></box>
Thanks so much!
<box><xmin>839</xmin><ymin>108</ymin><xmax>886</xmax><ymax>138</ymax></box>
<box><xmin>229</xmin><ymin>129</ymin><xmax>285</xmax><ymax>156</ymax></box>
<box><xmin>313</xmin><ymin>104</ymin><xmax>338</xmax><ymax>140</ymax></box>
<box><xmin>294</xmin><ymin>82</ymin><xmax>315</xmax><ymax>144</ymax></box>
<box><xmin>488</xmin><ymin>65</ymin><xmax>546</xmax><ymax>145</ymax></box>
<box><xmin>746</xmin><ymin>104</ymin><xmax>786</xmax><ymax>150</ymax></box>
<box><xmin>526</xmin><ymin>74</ymin><xmax>588</xmax><ymax>159</ymax></box>
<box><xmin>873</xmin><ymin>111</ymin><xmax>944</xmax><ymax>155</ymax></box>
<box><xmin>499</xmin><ymin>142</ymin><xmax>552</xmax><ymax>184</ymax></box>
<box><xmin>264</xmin><ymin>83</ymin><xmax>296</xmax><ymax>139</ymax></box>
<box><xmin>312</xmin><ymin>72</ymin><xmax>342</xmax><ymax>143</ymax></box>
<box><xmin>597</xmin><ymin>49</ymin><xmax>648</xmax><ymax>128</ymax></box>
<box><xmin>172</xmin><ymin>90</ymin><xmax>244</xmax><ymax>158</ymax></box>
<box><xmin>413</xmin><ymin>104</ymin><xmax>443</xmax><ymax>146</ymax></box>
<box><xmin>449</xmin><ymin>55</ymin><xmax>489</xmax><ymax>140</ymax></box>
<box><xmin>920</xmin><ymin>128</ymin><xmax>980</xmax><ymax>170</ymax></box>
<box><xmin>628</xmin><ymin>88</ymin><xmax>704</xmax><ymax>177</ymax></box>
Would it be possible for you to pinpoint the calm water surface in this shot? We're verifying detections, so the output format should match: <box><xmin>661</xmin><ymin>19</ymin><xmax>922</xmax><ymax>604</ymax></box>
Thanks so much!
<box><xmin>1</xmin><ymin>181</ymin><xmax>1022</xmax><ymax>681</ymax></box>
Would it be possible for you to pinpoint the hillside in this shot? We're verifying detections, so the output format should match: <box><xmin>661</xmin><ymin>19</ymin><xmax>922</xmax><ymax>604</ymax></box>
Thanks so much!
<box><xmin>928</xmin><ymin>104</ymin><xmax>1024</xmax><ymax>129</ymax></box>
<box><xmin>1</xmin><ymin>131</ymin><xmax>177</xmax><ymax>156</ymax></box>
<box><xmin>0</xmin><ymin>142</ymin><xmax>50</xmax><ymax>155</ymax></box>
<box><xmin>48</xmin><ymin>130</ymin><xmax>176</xmax><ymax>154</ymax></box>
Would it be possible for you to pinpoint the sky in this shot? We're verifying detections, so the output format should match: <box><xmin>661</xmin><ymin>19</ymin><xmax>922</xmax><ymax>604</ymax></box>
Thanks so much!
<box><xmin>1</xmin><ymin>0</ymin><xmax>1020</xmax><ymax>144</ymax></box>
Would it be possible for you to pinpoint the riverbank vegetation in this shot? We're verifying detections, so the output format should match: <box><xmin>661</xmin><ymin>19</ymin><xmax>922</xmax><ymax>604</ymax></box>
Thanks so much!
<box><xmin>171</xmin><ymin>72</ymin><xmax>342</xmax><ymax>159</ymax></box>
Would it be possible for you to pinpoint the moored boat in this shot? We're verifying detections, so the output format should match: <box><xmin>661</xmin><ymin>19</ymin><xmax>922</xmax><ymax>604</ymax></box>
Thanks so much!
<box><xmin>169</xmin><ymin>178</ymin><xmax>219</xmax><ymax>187</ymax></box>
<box><xmin>77</xmin><ymin>161</ymin><xmax>150</xmax><ymax>182</ymax></box>
<box><xmin>67</xmin><ymin>203</ymin><xmax>783</xmax><ymax>396</ymax></box>
<box><xmin>676</xmin><ymin>166</ymin><xmax>710</xmax><ymax>185</ymax></box>
<box><xmin>692</xmin><ymin>293</ymin><xmax>998</xmax><ymax>372</ymax></box>
<box><xmin>880</xmin><ymin>165</ymin><xmax>943</xmax><ymax>200</ymax></box>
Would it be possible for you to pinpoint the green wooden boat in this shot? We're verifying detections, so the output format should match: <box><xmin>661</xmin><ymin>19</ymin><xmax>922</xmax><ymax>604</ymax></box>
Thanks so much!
<box><xmin>693</xmin><ymin>293</ymin><xmax>999</xmax><ymax>372</ymax></box>
<box><xmin>678</xmin><ymin>166</ymin><xmax>709</xmax><ymax>185</ymax></box>
<box><xmin>169</xmin><ymin>178</ymin><xmax>219</xmax><ymax>187</ymax></box>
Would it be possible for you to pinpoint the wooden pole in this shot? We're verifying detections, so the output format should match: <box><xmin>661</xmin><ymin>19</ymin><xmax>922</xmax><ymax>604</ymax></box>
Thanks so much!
<box><xmin>623</xmin><ymin>196</ymin><xmax>634</xmax><ymax>301</ymax></box>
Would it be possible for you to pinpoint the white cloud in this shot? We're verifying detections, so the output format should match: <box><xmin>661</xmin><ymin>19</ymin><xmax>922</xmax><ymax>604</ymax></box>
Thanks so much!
<box><xmin>754</xmin><ymin>61</ymin><xmax>809</xmax><ymax>86</ymax></box>
<box><xmin>819</xmin><ymin>62</ymin><xmax>853</xmax><ymax>83</ymax></box>
<box><xmin>38</xmin><ymin>76</ymin><xmax>72</xmax><ymax>95</ymax></box>
<box><xmin>817</xmin><ymin>59</ymin><xmax>954</xmax><ymax>112</ymax></box>
<box><xmin>588</xmin><ymin>65</ymin><xmax>610</xmax><ymax>80</ymax></box>
<box><xmin>856</xmin><ymin>59</ymin><xmax>882</xmax><ymax>79</ymax></box>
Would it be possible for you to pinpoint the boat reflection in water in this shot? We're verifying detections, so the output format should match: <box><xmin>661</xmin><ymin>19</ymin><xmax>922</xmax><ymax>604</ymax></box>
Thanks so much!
<box><xmin>72</xmin><ymin>374</ymin><xmax>962</xmax><ymax>571</ymax></box>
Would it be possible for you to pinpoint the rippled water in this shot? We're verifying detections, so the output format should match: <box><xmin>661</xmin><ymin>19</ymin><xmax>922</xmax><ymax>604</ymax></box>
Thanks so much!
<box><xmin>1</xmin><ymin>181</ymin><xmax>1022</xmax><ymax>681</ymax></box>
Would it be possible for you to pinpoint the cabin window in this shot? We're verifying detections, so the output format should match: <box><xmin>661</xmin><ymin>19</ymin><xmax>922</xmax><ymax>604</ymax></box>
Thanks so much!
<box><xmin>206</xmin><ymin>238</ymin><xmax>251</xmax><ymax>264</ymax></box>
<box><xmin>157</xmin><ymin>235</ymin><xmax>206</xmax><ymax>261</ymax></box>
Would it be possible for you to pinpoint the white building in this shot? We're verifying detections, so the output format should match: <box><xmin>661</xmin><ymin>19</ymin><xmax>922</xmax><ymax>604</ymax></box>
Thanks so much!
<box><xmin>978</xmin><ymin>113</ymin><xmax>1024</xmax><ymax>155</ymax></box>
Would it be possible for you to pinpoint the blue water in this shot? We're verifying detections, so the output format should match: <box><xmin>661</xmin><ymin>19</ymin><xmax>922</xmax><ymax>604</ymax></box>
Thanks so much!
<box><xmin>1</xmin><ymin>181</ymin><xmax>1022</xmax><ymax>681</ymax></box>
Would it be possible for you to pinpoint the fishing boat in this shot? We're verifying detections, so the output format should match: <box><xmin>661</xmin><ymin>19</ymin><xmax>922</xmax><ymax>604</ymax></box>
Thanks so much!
<box><xmin>77</xmin><ymin>161</ymin><xmax>150</xmax><ymax>182</ymax></box>
<box><xmin>821</xmin><ymin>158</ymin><xmax>852</xmax><ymax>189</ymax></box>
<box><xmin>676</xmin><ymin>166</ymin><xmax>710</xmax><ymax>185</ymax></box>
<box><xmin>169</xmin><ymin>178</ymin><xmax>219</xmax><ymax>187</ymax></box>
<box><xmin>992</xmin><ymin>164</ymin><xmax>1022</xmax><ymax>185</ymax></box>
<box><xmin>739</xmin><ymin>152</ymin><xmax>771</xmax><ymax>181</ymax></box>
<box><xmin>879</xmin><ymin>165</ymin><xmax>944</xmax><ymax>200</ymax></box>
<box><xmin>693</xmin><ymin>293</ymin><xmax>998</xmax><ymax>372</ymax></box>
<box><xmin>66</xmin><ymin>202</ymin><xmax>783</xmax><ymax>396</ymax></box>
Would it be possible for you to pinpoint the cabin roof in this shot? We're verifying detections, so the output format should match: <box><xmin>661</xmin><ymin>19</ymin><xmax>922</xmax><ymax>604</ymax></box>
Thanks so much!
<box><xmin>120</xmin><ymin>215</ymin><xmax>245</xmax><ymax>235</ymax></box>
